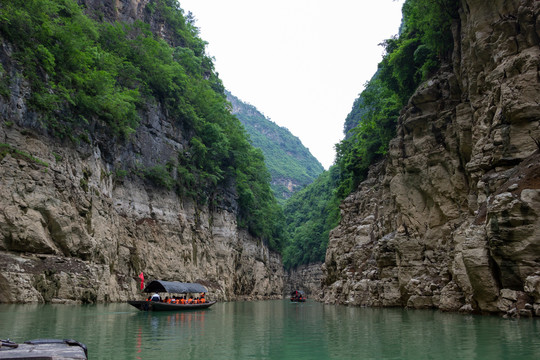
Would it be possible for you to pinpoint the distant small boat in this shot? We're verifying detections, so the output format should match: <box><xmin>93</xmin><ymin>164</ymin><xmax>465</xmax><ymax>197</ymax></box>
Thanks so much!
<box><xmin>128</xmin><ymin>280</ymin><xmax>216</xmax><ymax>311</ymax></box>
<box><xmin>290</xmin><ymin>290</ymin><xmax>306</xmax><ymax>302</ymax></box>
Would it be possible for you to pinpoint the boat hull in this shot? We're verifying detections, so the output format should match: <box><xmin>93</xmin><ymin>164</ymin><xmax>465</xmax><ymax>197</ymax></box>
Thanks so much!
<box><xmin>128</xmin><ymin>300</ymin><xmax>216</xmax><ymax>311</ymax></box>
<box><xmin>0</xmin><ymin>339</ymin><xmax>87</xmax><ymax>359</ymax></box>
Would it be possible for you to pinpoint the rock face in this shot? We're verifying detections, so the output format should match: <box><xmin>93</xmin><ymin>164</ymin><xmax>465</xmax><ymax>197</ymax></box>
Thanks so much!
<box><xmin>0</xmin><ymin>1</ymin><xmax>283</xmax><ymax>304</ymax></box>
<box><xmin>0</xmin><ymin>111</ymin><xmax>284</xmax><ymax>304</ymax></box>
<box><xmin>284</xmin><ymin>263</ymin><xmax>323</xmax><ymax>299</ymax></box>
<box><xmin>322</xmin><ymin>0</ymin><xmax>540</xmax><ymax>316</ymax></box>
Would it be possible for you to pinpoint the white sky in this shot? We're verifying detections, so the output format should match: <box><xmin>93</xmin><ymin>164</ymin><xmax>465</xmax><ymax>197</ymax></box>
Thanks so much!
<box><xmin>178</xmin><ymin>0</ymin><xmax>404</xmax><ymax>169</ymax></box>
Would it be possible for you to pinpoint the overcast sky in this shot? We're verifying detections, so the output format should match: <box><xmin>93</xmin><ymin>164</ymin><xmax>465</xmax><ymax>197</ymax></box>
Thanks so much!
<box><xmin>179</xmin><ymin>0</ymin><xmax>405</xmax><ymax>169</ymax></box>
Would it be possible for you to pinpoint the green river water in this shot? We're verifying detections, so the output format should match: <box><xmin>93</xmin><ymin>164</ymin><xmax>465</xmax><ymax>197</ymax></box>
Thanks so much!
<box><xmin>1</xmin><ymin>300</ymin><xmax>539</xmax><ymax>359</ymax></box>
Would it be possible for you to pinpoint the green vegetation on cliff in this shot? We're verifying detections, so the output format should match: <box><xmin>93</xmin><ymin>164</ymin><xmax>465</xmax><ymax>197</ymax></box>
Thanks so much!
<box><xmin>226</xmin><ymin>91</ymin><xmax>324</xmax><ymax>204</ymax></box>
<box><xmin>282</xmin><ymin>166</ymin><xmax>340</xmax><ymax>269</ymax></box>
<box><xmin>282</xmin><ymin>0</ymin><xmax>459</xmax><ymax>269</ymax></box>
<box><xmin>335</xmin><ymin>0</ymin><xmax>459</xmax><ymax>197</ymax></box>
<box><xmin>0</xmin><ymin>0</ymin><xmax>284</xmax><ymax>250</ymax></box>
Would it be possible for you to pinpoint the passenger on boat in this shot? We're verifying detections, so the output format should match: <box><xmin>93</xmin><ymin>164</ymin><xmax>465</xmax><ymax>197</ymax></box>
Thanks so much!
<box><xmin>188</xmin><ymin>297</ymin><xmax>193</xmax><ymax>304</ymax></box>
<box><xmin>151</xmin><ymin>293</ymin><xmax>161</xmax><ymax>302</ymax></box>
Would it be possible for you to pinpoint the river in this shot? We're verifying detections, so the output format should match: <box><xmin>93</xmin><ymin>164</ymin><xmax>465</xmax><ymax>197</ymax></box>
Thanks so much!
<box><xmin>1</xmin><ymin>300</ymin><xmax>539</xmax><ymax>359</ymax></box>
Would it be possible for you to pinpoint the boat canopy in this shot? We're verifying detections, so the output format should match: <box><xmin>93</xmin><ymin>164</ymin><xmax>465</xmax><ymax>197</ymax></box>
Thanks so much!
<box><xmin>291</xmin><ymin>290</ymin><xmax>305</xmax><ymax>297</ymax></box>
<box><xmin>143</xmin><ymin>280</ymin><xmax>208</xmax><ymax>294</ymax></box>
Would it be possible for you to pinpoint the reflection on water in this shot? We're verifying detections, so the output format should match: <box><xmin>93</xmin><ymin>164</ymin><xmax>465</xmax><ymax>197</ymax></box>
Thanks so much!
<box><xmin>0</xmin><ymin>301</ymin><xmax>539</xmax><ymax>359</ymax></box>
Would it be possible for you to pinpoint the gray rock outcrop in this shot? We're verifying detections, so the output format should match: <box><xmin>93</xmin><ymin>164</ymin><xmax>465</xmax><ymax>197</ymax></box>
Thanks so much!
<box><xmin>321</xmin><ymin>0</ymin><xmax>540</xmax><ymax>316</ymax></box>
<box><xmin>0</xmin><ymin>103</ymin><xmax>284</xmax><ymax>303</ymax></box>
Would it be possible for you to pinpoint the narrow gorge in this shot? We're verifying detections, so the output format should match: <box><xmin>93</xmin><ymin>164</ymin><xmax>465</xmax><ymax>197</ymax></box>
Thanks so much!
<box><xmin>0</xmin><ymin>0</ymin><xmax>539</xmax><ymax>320</ymax></box>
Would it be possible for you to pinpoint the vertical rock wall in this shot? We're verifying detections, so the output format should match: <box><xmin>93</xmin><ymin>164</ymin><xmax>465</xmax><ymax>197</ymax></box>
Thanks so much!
<box><xmin>0</xmin><ymin>117</ymin><xmax>284</xmax><ymax>304</ymax></box>
<box><xmin>322</xmin><ymin>0</ymin><xmax>540</xmax><ymax>316</ymax></box>
<box><xmin>0</xmin><ymin>103</ymin><xmax>284</xmax><ymax>303</ymax></box>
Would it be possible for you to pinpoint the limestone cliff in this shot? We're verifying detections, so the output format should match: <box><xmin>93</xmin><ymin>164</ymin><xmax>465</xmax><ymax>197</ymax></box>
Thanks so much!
<box><xmin>322</xmin><ymin>0</ymin><xmax>540</xmax><ymax>317</ymax></box>
<box><xmin>0</xmin><ymin>90</ymin><xmax>284</xmax><ymax>304</ymax></box>
<box><xmin>0</xmin><ymin>0</ymin><xmax>283</xmax><ymax>304</ymax></box>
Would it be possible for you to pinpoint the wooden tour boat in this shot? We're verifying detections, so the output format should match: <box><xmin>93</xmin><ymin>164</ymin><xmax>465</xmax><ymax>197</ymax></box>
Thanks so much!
<box><xmin>128</xmin><ymin>280</ymin><xmax>216</xmax><ymax>311</ymax></box>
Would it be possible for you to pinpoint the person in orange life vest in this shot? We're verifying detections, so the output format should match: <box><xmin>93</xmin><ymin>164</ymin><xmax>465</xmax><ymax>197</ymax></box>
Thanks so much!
<box><xmin>188</xmin><ymin>297</ymin><xmax>193</xmax><ymax>304</ymax></box>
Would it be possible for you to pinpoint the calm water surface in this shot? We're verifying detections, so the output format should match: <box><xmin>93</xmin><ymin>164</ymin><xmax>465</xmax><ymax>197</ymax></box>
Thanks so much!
<box><xmin>1</xmin><ymin>300</ymin><xmax>539</xmax><ymax>359</ymax></box>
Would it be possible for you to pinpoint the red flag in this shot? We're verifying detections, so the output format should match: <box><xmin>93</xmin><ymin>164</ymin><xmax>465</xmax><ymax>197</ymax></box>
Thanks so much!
<box><xmin>138</xmin><ymin>272</ymin><xmax>144</xmax><ymax>290</ymax></box>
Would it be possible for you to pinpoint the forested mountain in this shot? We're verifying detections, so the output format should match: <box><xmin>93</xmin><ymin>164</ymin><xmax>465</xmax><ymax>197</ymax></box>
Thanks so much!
<box><xmin>282</xmin><ymin>166</ymin><xmax>340</xmax><ymax>269</ymax></box>
<box><xmin>226</xmin><ymin>91</ymin><xmax>324</xmax><ymax>204</ymax></box>
<box><xmin>0</xmin><ymin>0</ymin><xmax>285</xmax><ymax>250</ymax></box>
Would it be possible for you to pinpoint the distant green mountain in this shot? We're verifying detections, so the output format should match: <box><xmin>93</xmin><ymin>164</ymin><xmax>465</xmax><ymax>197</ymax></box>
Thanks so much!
<box><xmin>226</xmin><ymin>91</ymin><xmax>324</xmax><ymax>204</ymax></box>
<box><xmin>282</xmin><ymin>165</ymin><xmax>340</xmax><ymax>269</ymax></box>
